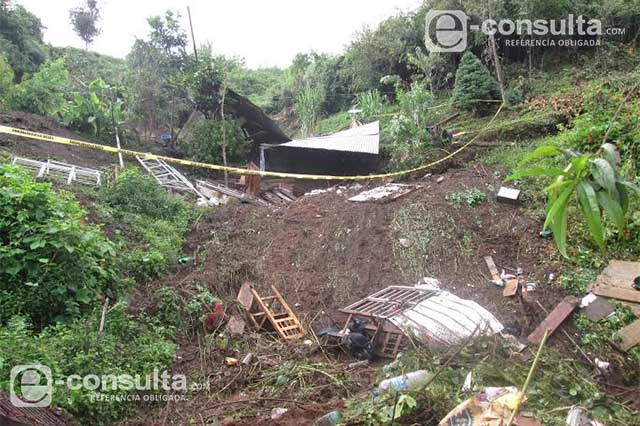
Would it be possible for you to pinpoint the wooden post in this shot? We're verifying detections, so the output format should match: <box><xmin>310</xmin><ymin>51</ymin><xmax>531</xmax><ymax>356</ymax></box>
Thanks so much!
<box><xmin>115</xmin><ymin>126</ymin><xmax>124</xmax><ymax>169</ymax></box>
<box><xmin>187</xmin><ymin>6</ymin><xmax>198</xmax><ymax>63</ymax></box>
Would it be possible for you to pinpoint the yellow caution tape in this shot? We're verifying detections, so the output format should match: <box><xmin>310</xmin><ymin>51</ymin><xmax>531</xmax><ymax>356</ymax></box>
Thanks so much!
<box><xmin>0</xmin><ymin>104</ymin><xmax>504</xmax><ymax>181</ymax></box>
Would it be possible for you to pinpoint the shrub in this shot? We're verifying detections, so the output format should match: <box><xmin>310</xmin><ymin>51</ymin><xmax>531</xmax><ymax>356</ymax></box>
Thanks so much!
<box><xmin>295</xmin><ymin>84</ymin><xmax>325</xmax><ymax>136</ymax></box>
<box><xmin>181</xmin><ymin>117</ymin><xmax>250</xmax><ymax>165</ymax></box>
<box><xmin>451</xmin><ymin>51</ymin><xmax>500</xmax><ymax>113</ymax></box>
<box><xmin>0</xmin><ymin>308</ymin><xmax>176</xmax><ymax>425</ymax></box>
<box><xmin>0</xmin><ymin>54</ymin><xmax>14</xmax><ymax>110</ymax></box>
<box><xmin>355</xmin><ymin>90</ymin><xmax>385</xmax><ymax>119</ymax></box>
<box><xmin>98</xmin><ymin>169</ymin><xmax>193</xmax><ymax>282</ymax></box>
<box><xmin>6</xmin><ymin>58</ymin><xmax>69</xmax><ymax>115</ymax></box>
<box><xmin>0</xmin><ymin>165</ymin><xmax>118</xmax><ymax>327</ymax></box>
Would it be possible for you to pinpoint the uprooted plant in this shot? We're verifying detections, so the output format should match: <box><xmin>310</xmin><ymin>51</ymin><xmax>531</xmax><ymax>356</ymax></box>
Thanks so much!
<box><xmin>509</xmin><ymin>143</ymin><xmax>640</xmax><ymax>257</ymax></box>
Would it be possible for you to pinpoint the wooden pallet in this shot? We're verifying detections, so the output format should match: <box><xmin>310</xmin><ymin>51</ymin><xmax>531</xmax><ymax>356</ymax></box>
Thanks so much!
<box><xmin>237</xmin><ymin>282</ymin><xmax>305</xmax><ymax>340</ymax></box>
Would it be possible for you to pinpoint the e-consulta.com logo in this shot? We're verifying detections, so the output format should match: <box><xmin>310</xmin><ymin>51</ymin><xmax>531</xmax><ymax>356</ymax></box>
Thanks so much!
<box><xmin>10</xmin><ymin>364</ymin><xmax>208</xmax><ymax>407</ymax></box>
<box><xmin>425</xmin><ymin>10</ymin><xmax>625</xmax><ymax>52</ymax></box>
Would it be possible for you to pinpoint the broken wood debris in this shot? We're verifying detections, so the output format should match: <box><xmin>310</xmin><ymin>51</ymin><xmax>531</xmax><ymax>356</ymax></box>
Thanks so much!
<box><xmin>237</xmin><ymin>282</ymin><xmax>305</xmax><ymax>340</ymax></box>
<box><xmin>590</xmin><ymin>260</ymin><xmax>640</xmax><ymax>318</ymax></box>
<box><xmin>616</xmin><ymin>319</ymin><xmax>640</xmax><ymax>352</ymax></box>
<box><xmin>497</xmin><ymin>186</ymin><xmax>521</xmax><ymax>205</ymax></box>
<box><xmin>12</xmin><ymin>156</ymin><xmax>102</xmax><ymax>186</ymax></box>
<box><xmin>528</xmin><ymin>297</ymin><xmax>578</xmax><ymax>345</ymax></box>
<box><xmin>348</xmin><ymin>183</ymin><xmax>420</xmax><ymax>203</ymax></box>
<box><xmin>484</xmin><ymin>256</ymin><xmax>503</xmax><ymax>286</ymax></box>
<box><xmin>503</xmin><ymin>279</ymin><xmax>519</xmax><ymax>297</ymax></box>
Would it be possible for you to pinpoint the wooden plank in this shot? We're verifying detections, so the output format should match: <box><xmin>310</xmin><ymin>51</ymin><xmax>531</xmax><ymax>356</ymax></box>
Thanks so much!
<box><xmin>617</xmin><ymin>319</ymin><xmax>640</xmax><ymax>351</ymax></box>
<box><xmin>592</xmin><ymin>286</ymin><xmax>640</xmax><ymax>303</ymax></box>
<box><xmin>528</xmin><ymin>297</ymin><xmax>579</xmax><ymax>345</ymax></box>
<box><xmin>593</xmin><ymin>260</ymin><xmax>640</xmax><ymax>290</ymax></box>
<box><xmin>583</xmin><ymin>297</ymin><xmax>616</xmax><ymax>322</ymax></box>
<box><xmin>484</xmin><ymin>256</ymin><xmax>501</xmax><ymax>282</ymax></box>
<box><xmin>503</xmin><ymin>279</ymin><xmax>519</xmax><ymax>297</ymax></box>
<box><xmin>237</xmin><ymin>282</ymin><xmax>254</xmax><ymax>311</ymax></box>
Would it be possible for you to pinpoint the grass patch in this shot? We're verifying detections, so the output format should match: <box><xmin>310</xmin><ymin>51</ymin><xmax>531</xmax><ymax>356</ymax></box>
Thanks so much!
<box><xmin>446</xmin><ymin>189</ymin><xmax>487</xmax><ymax>207</ymax></box>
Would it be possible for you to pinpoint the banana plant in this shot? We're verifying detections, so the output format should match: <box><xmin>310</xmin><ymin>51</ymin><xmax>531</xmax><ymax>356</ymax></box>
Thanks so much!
<box><xmin>508</xmin><ymin>143</ymin><xmax>639</xmax><ymax>257</ymax></box>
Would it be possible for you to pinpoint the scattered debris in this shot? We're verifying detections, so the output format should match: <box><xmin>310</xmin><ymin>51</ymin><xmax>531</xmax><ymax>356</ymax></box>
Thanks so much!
<box><xmin>496</xmin><ymin>186</ymin><xmax>521</xmax><ymax>205</ymax></box>
<box><xmin>398</xmin><ymin>238</ymin><xmax>412</xmax><ymax>248</ymax></box>
<box><xmin>591</xmin><ymin>260</ymin><xmax>640</xmax><ymax>314</ymax></box>
<box><xmin>241</xmin><ymin>353</ymin><xmax>254</xmax><ymax>365</ymax></box>
<box><xmin>528</xmin><ymin>297</ymin><xmax>579</xmax><ymax>345</ymax></box>
<box><xmin>503</xmin><ymin>279</ymin><xmax>519</xmax><ymax>297</ymax></box>
<box><xmin>436</xmin><ymin>176</ymin><xmax>445</xmax><ymax>183</ymax></box>
<box><xmin>137</xmin><ymin>156</ymin><xmax>206</xmax><ymax>199</ymax></box>
<box><xmin>12</xmin><ymin>156</ymin><xmax>101</xmax><ymax>186</ymax></box>
<box><xmin>581</xmin><ymin>295</ymin><xmax>616</xmax><ymax>322</ymax></box>
<box><xmin>225</xmin><ymin>357</ymin><xmax>239</xmax><ymax>366</ymax></box>
<box><xmin>196</xmin><ymin>180</ymin><xmax>269</xmax><ymax>207</ymax></box>
<box><xmin>315</xmin><ymin>410</ymin><xmax>343</xmax><ymax>426</ymax></box>
<box><xmin>237</xmin><ymin>282</ymin><xmax>305</xmax><ymax>340</ymax></box>
<box><xmin>348</xmin><ymin>183</ymin><xmax>420</xmax><ymax>203</ymax></box>
<box><xmin>346</xmin><ymin>360</ymin><xmax>369</xmax><ymax>370</ymax></box>
<box><xmin>338</xmin><ymin>279</ymin><xmax>503</xmax><ymax>358</ymax></box>
<box><xmin>462</xmin><ymin>371</ymin><xmax>474</xmax><ymax>392</ymax></box>
<box><xmin>566</xmin><ymin>406</ymin><xmax>604</xmax><ymax>426</ymax></box>
<box><xmin>594</xmin><ymin>358</ymin><xmax>611</xmax><ymax>373</ymax></box>
<box><xmin>438</xmin><ymin>387</ymin><xmax>523</xmax><ymax>426</ymax></box>
<box><xmin>616</xmin><ymin>319</ymin><xmax>640</xmax><ymax>351</ymax></box>
<box><xmin>225</xmin><ymin>315</ymin><xmax>246</xmax><ymax>336</ymax></box>
<box><xmin>373</xmin><ymin>370</ymin><xmax>431</xmax><ymax>396</ymax></box>
<box><xmin>0</xmin><ymin>391</ymin><xmax>77</xmax><ymax>426</ymax></box>
<box><xmin>484</xmin><ymin>256</ymin><xmax>503</xmax><ymax>287</ymax></box>
<box><xmin>271</xmin><ymin>407</ymin><xmax>289</xmax><ymax>420</ymax></box>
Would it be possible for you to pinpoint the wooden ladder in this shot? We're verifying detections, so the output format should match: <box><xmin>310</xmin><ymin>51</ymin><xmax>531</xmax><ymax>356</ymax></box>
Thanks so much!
<box><xmin>239</xmin><ymin>283</ymin><xmax>305</xmax><ymax>340</ymax></box>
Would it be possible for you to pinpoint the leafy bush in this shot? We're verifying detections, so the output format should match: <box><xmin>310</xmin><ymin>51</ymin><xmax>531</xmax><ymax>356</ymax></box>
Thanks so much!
<box><xmin>451</xmin><ymin>51</ymin><xmax>501</xmax><ymax>113</ymax></box>
<box><xmin>59</xmin><ymin>78</ymin><xmax>124</xmax><ymax>138</ymax></box>
<box><xmin>510</xmin><ymin>144</ymin><xmax>640</xmax><ymax>257</ymax></box>
<box><xmin>6</xmin><ymin>58</ymin><xmax>69</xmax><ymax>115</ymax></box>
<box><xmin>355</xmin><ymin>90</ymin><xmax>385</xmax><ymax>119</ymax></box>
<box><xmin>98</xmin><ymin>169</ymin><xmax>193</xmax><ymax>282</ymax></box>
<box><xmin>0</xmin><ymin>165</ymin><xmax>119</xmax><ymax>327</ymax></box>
<box><xmin>447</xmin><ymin>189</ymin><xmax>487</xmax><ymax>206</ymax></box>
<box><xmin>385</xmin><ymin>81</ymin><xmax>436</xmax><ymax>170</ymax></box>
<box><xmin>181</xmin><ymin>117</ymin><xmax>250</xmax><ymax>165</ymax></box>
<box><xmin>0</xmin><ymin>307</ymin><xmax>176</xmax><ymax>425</ymax></box>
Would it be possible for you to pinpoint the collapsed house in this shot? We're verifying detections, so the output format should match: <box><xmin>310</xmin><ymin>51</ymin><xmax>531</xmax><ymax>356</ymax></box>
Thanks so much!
<box><xmin>335</xmin><ymin>278</ymin><xmax>504</xmax><ymax>358</ymax></box>
<box><xmin>259</xmin><ymin>121</ymin><xmax>380</xmax><ymax>175</ymax></box>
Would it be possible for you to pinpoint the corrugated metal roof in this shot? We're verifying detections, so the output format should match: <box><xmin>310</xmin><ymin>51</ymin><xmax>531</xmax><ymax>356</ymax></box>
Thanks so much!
<box><xmin>276</xmin><ymin>121</ymin><xmax>379</xmax><ymax>154</ymax></box>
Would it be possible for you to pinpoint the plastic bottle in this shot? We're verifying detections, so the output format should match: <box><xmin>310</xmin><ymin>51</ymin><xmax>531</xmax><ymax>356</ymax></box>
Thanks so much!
<box><xmin>372</xmin><ymin>370</ymin><xmax>431</xmax><ymax>396</ymax></box>
<box><xmin>314</xmin><ymin>411</ymin><xmax>342</xmax><ymax>426</ymax></box>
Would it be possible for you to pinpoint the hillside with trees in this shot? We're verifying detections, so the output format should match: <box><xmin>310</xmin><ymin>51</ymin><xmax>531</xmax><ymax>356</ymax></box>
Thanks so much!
<box><xmin>1</xmin><ymin>0</ymin><xmax>640</xmax><ymax>425</ymax></box>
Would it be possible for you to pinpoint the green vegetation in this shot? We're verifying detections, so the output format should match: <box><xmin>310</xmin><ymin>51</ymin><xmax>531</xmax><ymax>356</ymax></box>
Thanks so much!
<box><xmin>451</xmin><ymin>51</ymin><xmax>501</xmax><ymax>113</ymax></box>
<box><xmin>0</xmin><ymin>165</ymin><xmax>119</xmax><ymax>327</ymax></box>
<box><xmin>6</xmin><ymin>58</ymin><xmax>69</xmax><ymax>115</ymax></box>
<box><xmin>447</xmin><ymin>189</ymin><xmax>487</xmax><ymax>207</ymax></box>
<box><xmin>98</xmin><ymin>169</ymin><xmax>195</xmax><ymax>282</ymax></box>
<box><xmin>69</xmin><ymin>0</ymin><xmax>101</xmax><ymax>50</ymax></box>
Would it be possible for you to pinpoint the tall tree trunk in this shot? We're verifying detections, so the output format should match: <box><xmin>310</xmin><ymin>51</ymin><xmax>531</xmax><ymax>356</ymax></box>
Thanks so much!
<box><xmin>488</xmin><ymin>32</ymin><xmax>506</xmax><ymax>104</ymax></box>
<box><xmin>220</xmin><ymin>72</ymin><xmax>229</xmax><ymax>188</ymax></box>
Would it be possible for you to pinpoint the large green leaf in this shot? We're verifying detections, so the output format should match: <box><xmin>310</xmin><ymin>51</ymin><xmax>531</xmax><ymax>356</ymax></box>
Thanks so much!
<box><xmin>519</xmin><ymin>145</ymin><xmax>562</xmax><ymax>166</ymax></box>
<box><xmin>576</xmin><ymin>182</ymin><xmax>604</xmax><ymax>248</ymax></box>
<box><xmin>549</xmin><ymin>200</ymin><xmax>569</xmax><ymax>258</ymax></box>
<box><xmin>601</xmin><ymin>143</ymin><xmax>621</xmax><ymax>167</ymax></box>
<box><xmin>597</xmin><ymin>191</ymin><xmax>625</xmax><ymax>233</ymax></box>
<box><xmin>591</xmin><ymin>158</ymin><xmax>616</xmax><ymax>193</ymax></box>
<box><xmin>544</xmin><ymin>183</ymin><xmax>576</xmax><ymax>231</ymax></box>
<box><xmin>616</xmin><ymin>182</ymin><xmax>629</xmax><ymax>215</ymax></box>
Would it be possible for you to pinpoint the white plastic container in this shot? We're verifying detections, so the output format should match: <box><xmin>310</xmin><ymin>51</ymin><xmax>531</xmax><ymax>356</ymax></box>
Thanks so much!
<box><xmin>372</xmin><ymin>370</ymin><xmax>431</xmax><ymax>396</ymax></box>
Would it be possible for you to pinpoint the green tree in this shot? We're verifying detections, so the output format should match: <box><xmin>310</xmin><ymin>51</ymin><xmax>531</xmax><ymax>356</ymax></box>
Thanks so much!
<box><xmin>295</xmin><ymin>84</ymin><xmax>325</xmax><ymax>136</ymax></box>
<box><xmin>0</xmin><ymin>0</ymin><xmax>47</xmax><ymax>79</ymax></box>
<box><xmin>0</xmin><ymin>54</ymin><xmax>13</xmax><ymax>110</ymax></box>
<box><xmin>69</xmin><ymin>0</ymin><xmax>101</xmax><ymax>49</ymax></box>
<box><xmin>7</xmin><ymin>58</ymin><xmax>69</xmax><ymax>115</ymax></box>
<box><xmin>451</xmin><ymin>51</ymin><xmax>500</xmax><ymax>113</ymax></box>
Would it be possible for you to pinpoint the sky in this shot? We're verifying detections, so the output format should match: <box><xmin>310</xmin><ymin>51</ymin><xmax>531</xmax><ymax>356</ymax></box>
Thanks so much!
<box><xmin>17</xmin><ymin>0</ymin><xmax>423</xmax><ymax>69</ymax></box>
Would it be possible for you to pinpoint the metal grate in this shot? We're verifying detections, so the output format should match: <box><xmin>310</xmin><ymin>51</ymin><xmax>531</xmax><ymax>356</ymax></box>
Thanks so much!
<box><xmin>340</xmin><ymin>286</ymin><xmax>438</xmax><ymax>318</ymax></box>
<box><xmin>12</xmin><ymin>156</ymin><xmax>102</xmax><ymax>186</ymax></box>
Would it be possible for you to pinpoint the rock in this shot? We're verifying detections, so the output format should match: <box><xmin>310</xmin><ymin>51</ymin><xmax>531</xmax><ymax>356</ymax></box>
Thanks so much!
<box><xmin>437</xmin><ymin>176</ymin><xmax>445</xmax><ymax>183</ymax></box>
<box><xmin>399</xmin><ymin>238</ymin><xmax>412</xmax><ymax>248</ymax></box>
